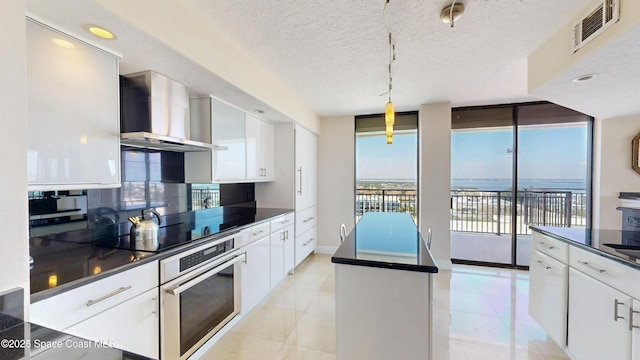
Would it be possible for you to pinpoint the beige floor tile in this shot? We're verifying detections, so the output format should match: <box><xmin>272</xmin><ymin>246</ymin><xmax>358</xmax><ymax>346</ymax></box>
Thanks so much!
<box><xmin>275</xmin><ymin>344</ymin><xmax>335</xmax><ymax>360</ymax></box>
<box><xmin>451</xmin><ymin>311</ymin><xmax>523</xmax><ymax>349</ymax></box>
<box><xmin>303</xmin><ymin>291</ymin><xmax>335</xmax><ymax>318</ymax></box>
<box><xmin>433</xmin><ymin>337</ymin><xmax>468</xmax><ymax>360</ymax></box>
<box><xmin>231</xmin><ymin>305</ymin><xmax>301</xmax><ymax>342</ymax></box>
<box><xmin>460</xmin><ymin>341</ymin><xmax>548</xmax><ymax>360</ymax></box>
<box><xmin>199</xmin><ymin>332</ymin><xmax>283</xmax><ymax>360</ymax></box>
<box><xmin>286</xmin><ymin>312</ymin><xmax>336</xmax><ymax>354</ymax></box>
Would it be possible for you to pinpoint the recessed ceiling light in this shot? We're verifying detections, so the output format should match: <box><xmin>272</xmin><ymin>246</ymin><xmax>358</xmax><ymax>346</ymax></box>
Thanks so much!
<box><xmin>255</xmin><ymin>109</ymin><xmax>265</xmax><ymax>114</ymax></box>
<box><xmin>572</xmin><ymin>74</ymin><xmax>598</xmax><ymax>83</ymax></box>
<box><xmin>87</xmin><ymin>25</ymin><xmax>115</xmax><ymax>40</ymax></box>
<box><xmin>51</xmin><ymin>38</ymin><xmax>75</xmax><ymax>48</ymax></box>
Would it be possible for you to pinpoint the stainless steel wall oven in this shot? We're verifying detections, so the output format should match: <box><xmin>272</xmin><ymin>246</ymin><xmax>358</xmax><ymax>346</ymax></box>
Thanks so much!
<box><xmin>160</xmin><ymin>233</ymin><xmax>245</xmax><ymax>359</ymax></box>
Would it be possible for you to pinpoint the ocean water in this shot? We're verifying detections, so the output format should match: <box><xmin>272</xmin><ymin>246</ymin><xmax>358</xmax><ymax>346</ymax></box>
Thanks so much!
<box><xmin>451</xmin><ymin>179</ymin><xmax>586</xmax><ymax>191</ymax></box>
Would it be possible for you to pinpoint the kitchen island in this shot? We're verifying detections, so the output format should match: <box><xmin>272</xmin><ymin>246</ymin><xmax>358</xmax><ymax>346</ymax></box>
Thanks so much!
<box><xmin>331</xmin><ymin>212</ymin><xmax>438</xmax><ymax>360</ymax></box>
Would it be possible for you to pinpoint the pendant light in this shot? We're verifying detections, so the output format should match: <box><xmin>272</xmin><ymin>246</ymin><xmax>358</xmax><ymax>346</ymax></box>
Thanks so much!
<box><xmin>383</xmin><ymin>0</ymin><xmax>396</xmax><ymax>144</ymax></box>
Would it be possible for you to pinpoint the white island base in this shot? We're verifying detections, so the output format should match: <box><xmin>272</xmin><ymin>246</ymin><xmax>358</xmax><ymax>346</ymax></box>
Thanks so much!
<box><xmin>335</xmin><ymin>263</ymin><xmax>434</xmax><ymax>360</ymax></box>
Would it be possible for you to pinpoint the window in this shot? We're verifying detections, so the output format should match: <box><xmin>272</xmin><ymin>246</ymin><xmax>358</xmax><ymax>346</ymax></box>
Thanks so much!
<box><xmin>355</xmin><ymin>113</ymin><xmax>418</xmax><ymax>223</ymax></box>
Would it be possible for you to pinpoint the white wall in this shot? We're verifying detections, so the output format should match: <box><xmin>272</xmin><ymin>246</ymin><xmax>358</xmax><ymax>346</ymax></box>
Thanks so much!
<box><xmin>0</xmin><ymin>1</ymin><xmax>30</xmax><ymax>308</ymax></box>
<box><xmin>593</xmin><ymin>115</ymin><xmax>640</xmax><ymax>229</ymax></box>
<box><xmin>419</xmin><ymin>103</ymin><xmax>452</xmax><ymax>270</ymax></box>
<box><xmin>316</xmin><ymin>116</ymin><xmax>355</xmax><ymax>253</ymax></box>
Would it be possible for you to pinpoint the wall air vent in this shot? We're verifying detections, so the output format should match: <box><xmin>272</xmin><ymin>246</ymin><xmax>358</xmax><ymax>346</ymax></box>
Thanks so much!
<box><xmin>572</xmin><ymin>0</ymin><xmax>620</xmax><ymax>53</ymax></box>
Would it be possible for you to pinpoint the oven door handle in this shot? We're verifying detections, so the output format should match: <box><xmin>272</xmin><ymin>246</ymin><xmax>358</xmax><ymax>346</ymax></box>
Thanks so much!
<box><xmin>165</xmin><ymin>253</ymin><xmax>246</xmax><ymax>296</ymax></box>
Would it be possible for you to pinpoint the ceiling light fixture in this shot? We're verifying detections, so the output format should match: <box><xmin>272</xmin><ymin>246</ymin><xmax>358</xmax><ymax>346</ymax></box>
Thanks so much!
<box><xmin>87</xmin><ymin>25</ymin><xmax>116</xmax><ymax>40</ymax></box>
<box><xmin>51</xmin><ymin>38</ymin><xmax>75</xmax><ymax>49</ymax></box>
<box><xmin>383</xmin><ymin>0</ymin><xmax>396</xmax><ymax>144</ymax></box>
<box><xmin>441</xmin><ymin>0</ymin><xmax>465</xmax><ymax>28</ymax></box>
<box><xmin>572</xmin><ymin>74</ymin><xmax>598</xmax><ymax>83</ymax></box>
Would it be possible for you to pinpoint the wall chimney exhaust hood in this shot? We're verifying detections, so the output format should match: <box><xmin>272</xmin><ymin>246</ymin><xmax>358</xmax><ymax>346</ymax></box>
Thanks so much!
<box><xmin>120</xmin><ymin>71</ymin><xmax>212</xmax><ymax>152</ymax></box>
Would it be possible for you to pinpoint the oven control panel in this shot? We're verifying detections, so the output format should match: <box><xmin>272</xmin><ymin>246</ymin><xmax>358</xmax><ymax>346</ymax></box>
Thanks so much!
<box><xmin>160</xmin><ymin>233</ymin><xmax>238</xmax><ymax>283</ymax></box>
<box><xmin>179</xmin><ymin>239</ymin><xmax>234</xmax><ymax>272</ymax></box>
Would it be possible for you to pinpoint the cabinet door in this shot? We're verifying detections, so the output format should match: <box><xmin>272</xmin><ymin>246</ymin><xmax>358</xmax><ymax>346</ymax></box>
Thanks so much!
<box><xmin>26</xmin><ymin>19</ymin><xmax>120</xmax><ymax>190</ymax></box>
<box><xmin>65</xmin><ymin>288</ymin><xmax>159</xmax><ymax>359</ymax></box>
<box><xmin>211</xmin><ymin>99</ymin><xmax>246</xmax><ymax>181</ymax></box>
<box><xmin>261</xmin><ymin>121</ymin><xmax>275</xmax><ymax>180</ymax></box>
<box><xmin>270</xmin><ymin>230</ymin><xmax>285</xmax><ymax>287</ymax></box>
<box><xmin>528</xmin><ymin>250</ymin><xmax>568</xmax><ymax>348</ymax></box>
<box><xmin>633</xmin><ymin>298</ymin><xmax>640</xmax><ymax>360</ymax></box>
<box><xmin>245</xmin><ymin>114</ymin><xmax>262</xmax><ymax>180</ymax></box>
<box><xmin>568</xmin><ymin>268</ymin><xmax>631</xmax><ymax>360</ymax></box>
<box><xmin>240</xmin><ymin>236</ymin><xmax>270</xmax><ymax>313</ymax></box>
<box><xmin>295</xmin><ymin>126</ymin><xmax>317</xmax><ymax>211</ymax></box>
<box><xmin>283</xmin><ymin>224</ymin><xmax>295</xmax><ymax>274</ymax></box>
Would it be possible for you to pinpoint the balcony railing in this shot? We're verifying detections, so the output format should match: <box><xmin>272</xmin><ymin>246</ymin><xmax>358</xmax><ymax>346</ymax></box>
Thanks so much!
<box><xmin>356</xmin><ymin>188</ymin><xmax>588</xmax><ymax>235</ymax></box>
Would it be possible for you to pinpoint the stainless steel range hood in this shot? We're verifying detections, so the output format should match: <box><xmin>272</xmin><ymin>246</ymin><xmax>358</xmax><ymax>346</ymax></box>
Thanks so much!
<box><xmin>120</xmin><ymin>71</ymin><xmax>212</xmax><ymax>152</ymax></box>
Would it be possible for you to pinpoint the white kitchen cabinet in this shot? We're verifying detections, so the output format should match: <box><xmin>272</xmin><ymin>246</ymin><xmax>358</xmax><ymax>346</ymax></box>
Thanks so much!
<box><xmin>528</xmin><ymin>249</ymin><xmax>568</xmax><ymax>348</ymax></box>
<box><xmin>283</xmin><ymin>224</ymin><xmax>295</xmax><ymax>274</ymax></box>
<box><xmin>567</xmin><ymin>267</ymin><xmax>631</xmax><ymax>360</ymax></box>
<box><xmin>295</xmin><ymin>126</ymin><xmax>317</xmax><ymax>211</ymax></box>
<box><xmin>269</xmin><ymin>214</ymin><xmax>295</xmax><ymax>286</ymax></box>
<box><xmin>270</xmin><ymin>230</ymin><xmax>285</xmax><ymax>286</ymax></box>
<box><xmin>246</xmin><ymin>114</ymin><xmax>274</xmax><ymax>181</ymax></box>
<box><xmin>185</xmin><ymin>97</ymin><xmax>246</xmax><ymax>183</ymax></box>
<box><xmin>239</xmin><ymin>235</ymin><xmax>270</xmax><ymax>313</ymax></box>
<box><xmin>65</xmin><ymin>288</ymin><xmax>159</xmax><ymax>359</ymax></box>
<box><xmin>295</xmin><ymin>226</ymin><xmax>317</xmax><ymax>268</ymax></box>
<box><xmin>633</xmin><ymin>298</ymin><xmax>640</xmax><ymax>360</ymax></box>
<box><xmin>26</xmin><ymin>19</ymin><xmax>121</xmax><ymax>190</ymax></box>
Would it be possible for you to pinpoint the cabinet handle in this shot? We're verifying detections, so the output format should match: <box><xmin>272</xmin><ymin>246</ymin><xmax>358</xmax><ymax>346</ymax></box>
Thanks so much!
<box><xmin>629</xmin><ymin>307</ymin><xmax>640</xmax><ymax>330</ymax></box>
<box><xmin>152</xmin><ymin>296</ymin><xmax>158</xmax><ymax>317</ymax></box>
<box><xmin>303</xmin><ymin>237</ymin><xmax>314</xmax><ymax>246</ymax></box>
<box><xmin>303</xmin><ymin>217</ymin><xmax>314</xmax><ymax>223</ymax></box>
<box><xmin>536</xmin><ymin>260</ymin><xmax>551</xmax><ymax>270</ymax></box>
<box><xmin>297</xmin><ymin>168</ymin><xmax>303</xmax><ymax>195</ymax></box>
<box><xmin>577</xmin><ymin>260</ymin><xmax>606</xmax><ymax>273</ymax></box>
<box><xmin>537</xmin><ymin>241</ymin><xmax>555</xmax><ymax>250</ymax></box>
<box><xmin>285</xmin><ymin>230</ymin><xmax>289</xmax><ymax>240</ymax></box>
<box><xmin>243</xmin><ymin>251</ymin><xmax>248</xmax><ymax>264</ymax></box>
<box><xmin>252</xmin><ymin>230</ymin><xmax>264</xmax><ymax>236</ymax></box>
<box><xmin>281</xmin><ymin>232</ymin><xmax>286</xmax><ymax>241</ymax></box>
<box><xmin>614</xmin><ymin>299</ymin><xmax>625</xmax><ymax>321</ymax></box>
<box><xmin>280</xmin><ymin>219</ymin><xmax>289</xmax><ymax>224</ymax></box>
<box><xmin>86</xmin><ymin>286</ymin><xmax>132</xmax><ymax>307</ymax></box>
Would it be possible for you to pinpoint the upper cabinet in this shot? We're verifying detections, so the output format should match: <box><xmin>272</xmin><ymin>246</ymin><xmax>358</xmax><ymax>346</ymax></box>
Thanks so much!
<box><xmin>26</xmin><ymin>19</ymin><xmax>121</xmax><ymax>190</ymax></box>
<box><xmin>246</xmin><ymin>114</ymin><xmax>274</xmax><ymax>181</ymax></box>
<box><xmin>185</xmin><ymin>96</ymin><xmax>275</xmax><ymax>183</ymax></box>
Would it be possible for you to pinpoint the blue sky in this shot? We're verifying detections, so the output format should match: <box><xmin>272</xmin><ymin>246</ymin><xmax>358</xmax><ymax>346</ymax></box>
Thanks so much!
<box><xmin>356</xmin><ymin>125</ymin><xmax>588</xmax><ymax>180</ymax></box>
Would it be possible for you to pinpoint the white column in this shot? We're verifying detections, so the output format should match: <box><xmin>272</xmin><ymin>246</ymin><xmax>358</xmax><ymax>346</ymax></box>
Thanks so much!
<box><xmin>419</xmin><ymin>103</ymin><xmax>452</xmax><ymax>270</ymax></box>
<box><xmin>0</xmin><ymin>1</ymin><xmax>30</xmax><ymax>308</ymax></box>
<box><xmin>317</xmin><ymin>115</ymin><xmax>355</xmax><ymax>253</ymax></box>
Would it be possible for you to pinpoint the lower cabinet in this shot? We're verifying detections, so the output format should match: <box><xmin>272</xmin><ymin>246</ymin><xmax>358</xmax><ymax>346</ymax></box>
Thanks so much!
<box><xmin>239</xmin><ymin>235</ymin><xmax>271</xmax><ymax>313</ymax></box>
<box><xmin>528</xmin><ymin>249</ymin><xmax>568</xmax><ymax>348</ymax></box>
<box><xmin>65</xmin><ymin>288</ymin><xmax>159</xmax><ymax>359</ymax></box>
<box><xmin>295</xmin><ymin>226</ymin><xmax>316</xmax><ymax>267</ymax></box>
<box><xmin>270</xmin><ymin>223</ymin><xmax>295</xmax><ymax>287</ymax></box>
<box><xmin>633</xmin><ymin>299</ymin><xmax>640</xmax><ymax>360</ymax></box>
<box><xmin>567</xmin><ymin>267</ymin><xmax>631</xmax><ymax>360</ymax></box>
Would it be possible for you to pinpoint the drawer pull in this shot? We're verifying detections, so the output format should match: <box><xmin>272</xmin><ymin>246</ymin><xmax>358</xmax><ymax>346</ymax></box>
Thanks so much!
<box><xmin>303</xmin><ymin>237</ymin><xmax>314</xmax><ymax>246</ymax></box>
<box><xmin>252</xmin><ymin>230</ymin><xmax>265</xmax><ymax>236</ymax></box>
<box><xmin>537</xmin><ymin>241</ymin><xmax>555</xmax><ymax>250</ymax></box>
<box><xmin>536</xmin><ymin>260</ymin><xmax>551</xmax><ymax>270</ymax></box>
<box><xmin>303</xmin><ymin>217</ymin><xmax>315</xmax><ymax>223</ymax></box>
<box><xmin>281</xmin><ymin>219</ymin><xmax>289</xmax><ymax>224</ymax></box>
<box><xmin>577</xmin><ymin>260</ymin><xmax>606</xmax><ymax>273</ymax></box>
<box><xmin>86</xmin><ymin>285</ymin><xmax>132</xmax><ymax>307</ymax></box>
<box><xmin>629</xmin><ymin>307</ymin><xmax>640</xmax><ymax>330</ymax></box>
<box><xmin>614</xmin><ymin>299</ymin><xmax>625</xmax><ymax>321</ymax></box>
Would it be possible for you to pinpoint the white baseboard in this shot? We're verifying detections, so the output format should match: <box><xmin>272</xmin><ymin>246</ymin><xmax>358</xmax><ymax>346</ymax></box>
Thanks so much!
<box><xmin>315</xmin><ymin>245</ymin><xmax>338</xmax><ymax>255</ymax></box>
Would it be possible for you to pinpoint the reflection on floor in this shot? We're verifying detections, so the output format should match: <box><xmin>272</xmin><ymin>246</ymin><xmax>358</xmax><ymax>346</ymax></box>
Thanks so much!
<box><xmin>202</xmin><ymin>253</ymin><xmax>569</xmax><ymax>360</ymax></box>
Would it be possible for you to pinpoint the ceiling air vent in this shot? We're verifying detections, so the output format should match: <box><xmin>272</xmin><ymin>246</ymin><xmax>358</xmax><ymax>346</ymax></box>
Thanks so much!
<box><xmin>572</xmin><ymin>0</ymin><xmax>620</xmax><ymax>53</ymax></box>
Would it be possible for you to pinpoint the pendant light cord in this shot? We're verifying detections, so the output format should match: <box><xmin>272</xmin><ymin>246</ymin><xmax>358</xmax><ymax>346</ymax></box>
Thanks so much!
<box><xmin>382</xmin><ymin>0</ymin><xmax>396</xmax><ymax>103</ymax></box>
<box><xmin>450</xmin><ymin>0</ymin><xmax>457</xmax><ymax>28</ymax></box>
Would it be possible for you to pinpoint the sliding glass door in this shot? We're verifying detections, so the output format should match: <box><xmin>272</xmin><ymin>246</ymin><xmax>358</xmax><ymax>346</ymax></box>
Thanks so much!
<box><xmin>451</xmin><ymin>103</ymin><xmax>591</xmax><ymax>267</ymax></box>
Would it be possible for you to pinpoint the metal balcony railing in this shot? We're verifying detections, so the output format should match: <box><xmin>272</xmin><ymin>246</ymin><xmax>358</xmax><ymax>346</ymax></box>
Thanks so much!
<box><xmin>355</xmin><ymin>188</ymin><xmax>588</xmax><ymax>235</ymax></box>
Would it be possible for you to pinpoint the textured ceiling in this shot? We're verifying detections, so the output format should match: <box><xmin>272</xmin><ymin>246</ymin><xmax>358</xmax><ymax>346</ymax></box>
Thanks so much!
<box><xmin>27</xmin><ymin>0</ymin><xmax>595</xmax><ymax>120</ymax></box>
<box><xmin>183</xmin><ymin>0</ymin><xmax>591</xmax><ymax>116</ymax></box>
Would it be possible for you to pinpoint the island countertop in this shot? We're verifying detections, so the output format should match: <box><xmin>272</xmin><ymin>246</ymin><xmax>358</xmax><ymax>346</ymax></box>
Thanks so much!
<box><xmin>331</xmin><ymin>212</ymin><xmax>438</xmax><ymax>273</ymax></box>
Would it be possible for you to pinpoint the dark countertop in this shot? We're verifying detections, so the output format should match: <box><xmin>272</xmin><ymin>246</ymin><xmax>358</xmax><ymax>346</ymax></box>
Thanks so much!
<box><xmin>30</xmin><ymin>207</ymin><xmax>293</xmax><ymax>302</ymax></box>
<box><xmin>0</xmin><ymin>314</ymin><xmax>148</xmax><ymax>360</ymax></box>
<box><xmin>531</xmin><ymin>226</ymin><xmax>640</xmax><ymax>270</ymax></box>
<box><xmin>331</xmin><ymin>212</ymin><xmax>438</xmax><ymax>273</ymax></box>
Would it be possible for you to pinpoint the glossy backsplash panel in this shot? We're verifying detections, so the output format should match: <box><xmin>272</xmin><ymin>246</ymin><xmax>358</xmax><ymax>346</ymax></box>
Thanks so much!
<box><xmin>28</xmin><ymin>147</ymin><xmax>255</xmax><ymax>242</ymax></box>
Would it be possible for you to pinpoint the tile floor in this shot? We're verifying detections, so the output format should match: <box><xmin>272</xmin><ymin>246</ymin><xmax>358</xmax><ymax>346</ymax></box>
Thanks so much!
<box><xmin>202</xmin><ymin>253</ymin><xmax>569</xmax><ymax>360</ymax></box>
